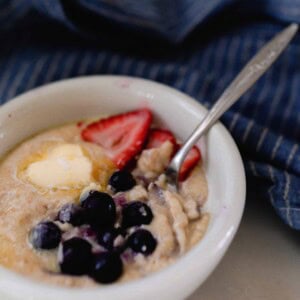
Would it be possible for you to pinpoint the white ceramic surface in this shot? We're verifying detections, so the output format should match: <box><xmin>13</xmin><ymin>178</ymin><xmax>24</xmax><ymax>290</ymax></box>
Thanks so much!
<box><xmin>0</xmin><ymin>76</ymin><xmax>246</xmax><ymax>300</ymax></box>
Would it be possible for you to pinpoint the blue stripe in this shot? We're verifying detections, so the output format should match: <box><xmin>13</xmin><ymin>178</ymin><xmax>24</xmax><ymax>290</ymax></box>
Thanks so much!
<box><xmin>195</xmin><ymin>44</ymin><xmax>216</xmax><ymax>102</ymax></box>
<box><xmin>42</xmin><ymin>51</ymin><xmax>65</xmax><ymax>83</ymax></box>
<box><xmin>238</xmin><ymin>36</ymin><xmax>266</xmax><ymax>116</ymax></box>
<box><xmin>0</xmin><ymin>58</ymin><xmax>16</xmax><ymax>103</ymax></box>
<box><xmin>265</xmin><ymin>52</ymin><xmax>291</xmax><ymax>129</ymax></box>
<box><xmin>107</xmin><ymin>54</ymin><xmax>121</xmax><ymax>74</ymax></box>
<box><xmin>212</xmin><ymin>37</ymin><xmax>238</xmax><ymax>102</ymax></box>
<box><xmin>59</xmin><ymin>52</ymin><xmax>80</xmax><ymax>79</ymax></box>
<box><xmin>24</xmin><ymin>55</ymin><xmax>50</xmax><ymax>90</ymax></box>
<box><xmin>5</xmin><ymin>61</ymin><xmax>32</xmax><ymax>100</ymax></box>
<box><xmin>278</xmin><ymin>55</ymin><xmax>299</xmax><ymax>137</ymax></box>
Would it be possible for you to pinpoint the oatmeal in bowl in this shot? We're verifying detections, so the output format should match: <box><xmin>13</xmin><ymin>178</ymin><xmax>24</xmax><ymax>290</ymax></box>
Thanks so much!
<box><xmin>0</xmin><ymin>108</ymin><xmax>209</xmax><ymax>286</ymax></box>
<box><xmin>0</xmin><ymin>76</ymin><xmax>245</xmax><ymax>300</ymax></box>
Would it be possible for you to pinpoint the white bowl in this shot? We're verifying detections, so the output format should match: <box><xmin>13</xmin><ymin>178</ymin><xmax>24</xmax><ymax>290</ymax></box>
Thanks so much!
<box><xmin>0</xmin><ymin>76</ymin><xmax>246</xmax><ymax>300</ymax></box>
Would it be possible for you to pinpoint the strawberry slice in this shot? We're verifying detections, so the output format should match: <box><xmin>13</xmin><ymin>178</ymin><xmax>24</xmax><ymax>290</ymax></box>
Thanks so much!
<box><xmin>146</xmin><ymin>128</ymin><xmax>201</xmax><ymax>181</ymax></box>
<box><xmin>81</xmin><ymin>109</ymin><xmax>152</xmax><ymax>168</ymax></box>
<box><xmin>179</xmin><ymin>146</ymin><xmax>201</xmax><ymax>181</ymax></box>
<box><xmin>146</xmin><ymin>129</ymin><xmax>177</xmax><ymax>149</ymax></box>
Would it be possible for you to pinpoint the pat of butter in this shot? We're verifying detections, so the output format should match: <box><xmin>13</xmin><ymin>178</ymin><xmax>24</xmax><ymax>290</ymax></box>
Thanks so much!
<box><xmin>26</xmin><ymin>144</ymin><xmax>93</xmax><ymax>189</ymax></box>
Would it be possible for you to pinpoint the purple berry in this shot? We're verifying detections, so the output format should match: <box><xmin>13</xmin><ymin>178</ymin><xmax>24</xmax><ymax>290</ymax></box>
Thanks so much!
<box><xmin>109</xmin><ymin>170</ymin><xmax>136</xmax><ymax>192</ymax></box>
<box><xmin>30</xmin><ymin>221</ymin><xmax>61</xmax><ymax>250</ymax></box>
<box><xmin>58</xmin><ymin>203</ymin><xmax>86</xmax><ymax>226</ymax></box>
<box><xmin>122</xmin><ymin>201</ymin><xmax>153</xmax><ymax>228</ymax></box>
<box><xmin>90</xmin><ymin>252</ymin><xmax>123</xmax><ymax>283</ymax></box>
<box><xmin>81</xmin><ymin>191</ymin><xmax>116</xmax><ymax>227</ymax></box>
<box><xmin>127</xmin><ymin>229</ymin><xmax>157</xmax><ymax>256</ymax></box>
<box><xmin>59</xmin><ymin>237</ymin><xmax>93</xmax><ymax>275</ymax></box>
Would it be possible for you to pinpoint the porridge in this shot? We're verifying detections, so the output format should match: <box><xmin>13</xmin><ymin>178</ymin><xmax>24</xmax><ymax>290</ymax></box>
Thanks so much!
<box><xmin>0</xmin><ymin>109</ymin><xmax>209</xmax><ymax>286</ymax></box>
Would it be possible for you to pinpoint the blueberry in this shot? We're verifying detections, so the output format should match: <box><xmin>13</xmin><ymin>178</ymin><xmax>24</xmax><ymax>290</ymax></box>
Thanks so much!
<box><xmin>81</xmin><ymin>191</ymin><xmax>116</xmax><ymax>227</ymax></box>
<box><xmin>122</xmin><ymin>201</ymin><xmax>153</xmax><ymax>228</ymax></box>
<box><xmin>78</xmin><ymin>225</ymin><xmax>97</xmax><ymax>239</ymax></box>
<box><xmin>30</xmin><ymin>221</ymin><xmax>61</xmax><ymax>250</ymax></box>
<box><xmin>59</xmin><ymin>237</ymin><xmax>93</xmax><ymax>275</ymax></box>
<box><xmin>58</xmin><ymin>203</ymin><xmax>86</xmax><ymax>226</ymax></box>
<box><xmin>109</xmin><ymin>170</ymin><xmax>136</xmax><ymax>192</ymax></box>
<box><xmin>127</xmin><ymin>229</ymin><xmax>157</xmax><ymax>256</ymax></box>
<box><xmin>97</xmin><ymin>227</ymin><xmax>125</xmax><ymax>250</ymax></box>
<box><xmin>90</xmin><ymin>252</ymin><xmax>123</xmax><ymax>283</ymax></box>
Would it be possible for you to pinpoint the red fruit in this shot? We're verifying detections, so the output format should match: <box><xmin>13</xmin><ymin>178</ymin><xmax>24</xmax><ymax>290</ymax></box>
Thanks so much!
<box><xmin>81</xmin><ymin>109</ymin><xmax>152</xmax><ymax>168</ymax></box>
<box><xmin>146</xmin><ymin>128</ymin><xmax>201</xmax><ymax>181</ymax></box>
<box><xmin>179</xmin><ymin>146</ymin><xmax>201</xmax><ymax>181</ymax></box>
<box><xmin>146</xmin><ymin>129</ymin><xmax>177</xmax><ymax>149</ymax></box>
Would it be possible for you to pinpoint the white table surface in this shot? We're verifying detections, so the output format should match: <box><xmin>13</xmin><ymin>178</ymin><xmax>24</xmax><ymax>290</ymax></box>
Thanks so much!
<box><xmin>188</xmin><ymin>187</ymin><xmax>300</xmax><ymax>300</ymax></box>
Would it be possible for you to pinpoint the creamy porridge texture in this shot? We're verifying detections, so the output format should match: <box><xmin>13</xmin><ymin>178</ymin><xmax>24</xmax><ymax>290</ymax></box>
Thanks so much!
<box><xmin>0</xmin><ymin>109</ymin><xmax>209</xmax><ymax>286</ymax></box>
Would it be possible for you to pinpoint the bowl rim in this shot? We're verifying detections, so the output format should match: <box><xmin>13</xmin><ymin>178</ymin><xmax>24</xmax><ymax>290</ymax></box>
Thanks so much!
<box><xmin>0</xmin><ymin>75</ymin><xmax>246</xmax><ymax>299</ymax></box>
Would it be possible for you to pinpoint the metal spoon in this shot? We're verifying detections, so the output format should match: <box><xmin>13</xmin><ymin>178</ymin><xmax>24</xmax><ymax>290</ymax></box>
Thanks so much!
<box><xmin>165</xmin><ymin>23</ymin><xmax>298</xmax><ymax>188</ymax></box>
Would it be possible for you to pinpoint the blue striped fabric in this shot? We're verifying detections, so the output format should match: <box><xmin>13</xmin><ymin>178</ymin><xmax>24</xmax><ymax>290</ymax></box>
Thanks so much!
<box><xmin>0</xmin><ymin>0</ymin><xmax>299</xmax><ymax>229</ymax></box>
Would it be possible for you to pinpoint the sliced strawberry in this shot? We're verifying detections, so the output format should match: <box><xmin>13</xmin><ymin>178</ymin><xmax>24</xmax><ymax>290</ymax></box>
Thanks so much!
<box><xmin>146</xmin><ymin>128</ymin><xmax>201</xmax><ymax>181</ymax></box>
<box><xmin>81</xmin><ymin>108</ymin><xmax>152</xmax><ymax>169</ymax></box>
<box><xmin>179</xmin><ymin>146</ymin><xmax>201</xmax><ymax>181</ymax></box>
<box><xmin>146</xmin><ymin>129</ymin><xmax>177</xmax><ymax>149</ymax></box>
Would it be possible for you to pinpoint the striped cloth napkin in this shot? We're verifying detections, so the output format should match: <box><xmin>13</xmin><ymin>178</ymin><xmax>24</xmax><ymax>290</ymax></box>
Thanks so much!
<box><xmin>0</xmin><ymin>0</ymin><xmax>299</xmax><ymax>229</ymax></box>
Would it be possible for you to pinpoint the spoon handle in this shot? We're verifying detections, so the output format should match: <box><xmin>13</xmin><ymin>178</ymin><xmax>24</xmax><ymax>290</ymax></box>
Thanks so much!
<box><xmin>168</xmin><ymin>23</ymin><xmax>298</xmax><ymax>178</ymax></box>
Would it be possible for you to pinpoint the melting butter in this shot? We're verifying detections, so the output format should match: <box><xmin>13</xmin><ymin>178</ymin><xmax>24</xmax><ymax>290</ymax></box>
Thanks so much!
<box><xmin>25</xmin><ymin>144</ymin><xmax>93</xmax><ymax>189</ymax></box>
